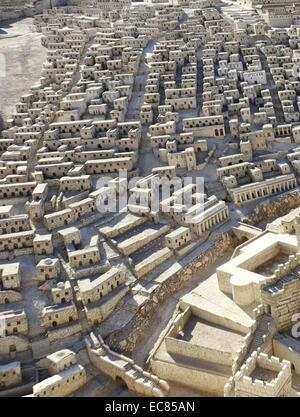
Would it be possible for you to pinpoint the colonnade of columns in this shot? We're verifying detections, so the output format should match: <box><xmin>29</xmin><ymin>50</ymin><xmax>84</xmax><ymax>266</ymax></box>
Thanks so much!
<box><xmin>234</xmin><ymin>178</ymin><xmax>297</xmax><ymax>204</ymax></box>
<box><xmin>196</xmin><ymin>206</ymin><xmax>229</xmax><ymax>234</ymax></box>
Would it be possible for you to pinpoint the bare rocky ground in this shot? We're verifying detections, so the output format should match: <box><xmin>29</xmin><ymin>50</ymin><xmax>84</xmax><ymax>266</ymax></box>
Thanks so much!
<box><xmin>0</xmin><ymin>17</ymin><xmax>47</xmax><ymax>119</ymax></box>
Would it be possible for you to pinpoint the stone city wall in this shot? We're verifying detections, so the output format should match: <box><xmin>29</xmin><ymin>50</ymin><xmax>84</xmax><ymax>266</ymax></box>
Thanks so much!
<box><xmin>243</xmin><ymin>189</ymin><xmax>300</xmax><ymax>226</ymax></box>
<box><xmin>106</xmin><ymin>232</ymin><xmax>234</xmax><ymax>353</ymax></box>
<box><xmin>85</xmin><ymin>332</ymin><xmax>169</xmax><ymax>397</ymax></box>
<box><xmin>150</xmin><ymin>358</ymin><xmax>228</xmax><ymax>396</ymax></box>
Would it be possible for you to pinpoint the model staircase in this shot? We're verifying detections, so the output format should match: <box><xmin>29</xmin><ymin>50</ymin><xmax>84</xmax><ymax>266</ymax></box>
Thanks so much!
<box><xmin>245</xmin><ymin>314</ymin><xmax>273</xmax><ymax>360</ymax></box>
<box><xmin>264</xmin><ymin>265</ymin><xmax>300</xmax><ymax>295</ymax></box>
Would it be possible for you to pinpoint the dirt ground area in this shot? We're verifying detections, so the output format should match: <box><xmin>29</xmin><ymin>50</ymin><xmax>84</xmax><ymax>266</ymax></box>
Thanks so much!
<box><xmin>0</xmin><ymin>17</ymin><xmax>47</xmax><ymax>119</ymax></box>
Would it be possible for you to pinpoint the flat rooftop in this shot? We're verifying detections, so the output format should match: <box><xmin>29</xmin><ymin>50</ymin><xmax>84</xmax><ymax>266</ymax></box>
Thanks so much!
<box><xmin>176</xmin><ymin>315</ymin><xmax>245</xmax><ymax>354</ymax></box>
<box><xmin>250</xmin><ymin>366</ymin><xmax>278</xmax><ymax>383</ymax></box>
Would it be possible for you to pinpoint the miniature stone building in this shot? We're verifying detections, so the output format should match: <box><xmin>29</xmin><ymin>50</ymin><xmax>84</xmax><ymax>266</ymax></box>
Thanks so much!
<box><xmin>33</xmin><ymin>234</ymin><xmax>53</xmax><ymax>256</ymax></box>
<box><xmin>37</xmin><ymin>258</ymin><xmax>60</xmax><ymax>282</ymax></box>
<box><xmin>41</xmin><ymin>302</ymin><xmax>78</xmax><ymax>329</ymax></box>
<box><xmin>32</xmin><ymin>364</ymin><xmax>86</xmax><ymax>397</ymax></box>
<box><xmin>51</xmin><ymin>281</ymin><xmax>73</xmax><ymax>304</ymax></box>
<box><xmin>0</xmin><ymin>362</ymin><xmax>22</xmax><ymax>389</ymax></box>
